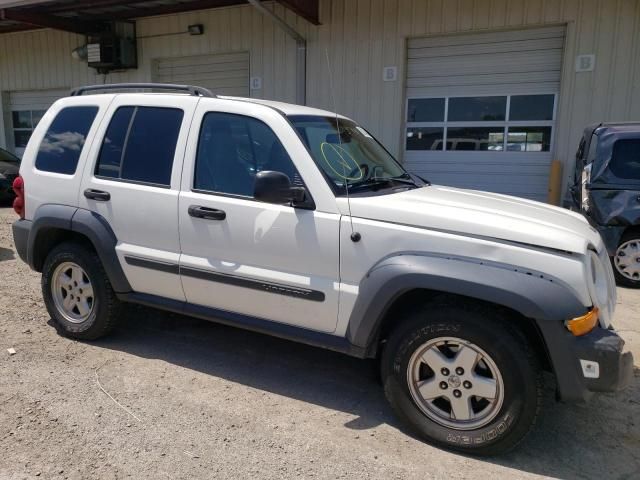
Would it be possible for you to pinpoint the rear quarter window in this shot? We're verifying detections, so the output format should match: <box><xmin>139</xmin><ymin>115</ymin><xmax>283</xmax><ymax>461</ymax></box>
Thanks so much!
<box><xmin>610</xmin><ymin>139</ymin><xmax>640</xmax><ymax>180</ymax></box>
<box><xmin>35</xmin><ymin>106</ymin><xmax>99</xmax><ymax>174</ymax></box>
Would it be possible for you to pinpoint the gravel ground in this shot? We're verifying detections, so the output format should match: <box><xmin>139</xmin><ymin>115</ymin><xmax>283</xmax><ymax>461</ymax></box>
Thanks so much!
<box><xmin>0</xmin><ymin>206</ymin><xmax>638</xmax><ymax>480</ymax></box>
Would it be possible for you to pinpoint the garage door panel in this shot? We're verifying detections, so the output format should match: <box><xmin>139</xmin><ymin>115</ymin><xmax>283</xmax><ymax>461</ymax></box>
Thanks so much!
<box><xmin>409</xmin><ymin>38</ymin><xmax>564</xmax><ymax>59</ymax></box>
<box><xmin>154</xmin><ymin>52</ymin><xmax>249</xmax><ymax>97</ymax></box>
<box><xmin>156</xmin><ymin>61</ymin><xmax>248</xmax><ymax>77</ymax></box>
<box><xmin>408</xmin><ymin>26</ymin><xmax>565</xmax><ymax>49</ymax></box>
<box><xmin>405</xmin><ymin>26</ymin><xmax>564</xmax><ymax>202</ymax></box>
<box><xmin>407</xmin><ymin>71</ymin><xmax>561</xmax><ymax>90</ymax></box>
<box><xmin>407</xmin><ymin>51</ymin><xmax>563</xmax><ymax>76</ymax></box>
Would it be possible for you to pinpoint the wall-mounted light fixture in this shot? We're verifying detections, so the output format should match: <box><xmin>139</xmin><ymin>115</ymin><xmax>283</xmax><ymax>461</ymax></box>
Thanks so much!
<box><xmin>188</xmin><ymin>24</ymin><xmax>204</xmax><ymax>35</ymax></box>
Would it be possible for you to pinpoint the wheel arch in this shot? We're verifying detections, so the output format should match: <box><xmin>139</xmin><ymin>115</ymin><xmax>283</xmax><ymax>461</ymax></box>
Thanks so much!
<box><xmin>28</xmin><ymin>204</ymin><xmax>131</xmax><ymax>293</ymax></box>
<box><xmin>346</xmin><ymin>254</ymin><xmax>587</xmax><ymax>359</ymax></box>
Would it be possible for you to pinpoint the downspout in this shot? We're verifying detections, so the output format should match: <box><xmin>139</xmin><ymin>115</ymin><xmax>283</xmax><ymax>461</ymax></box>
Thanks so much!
<box><xmin>247</xmin><ymin>0</ymin><xmax>306</xmax><ymax>105</ymax></box>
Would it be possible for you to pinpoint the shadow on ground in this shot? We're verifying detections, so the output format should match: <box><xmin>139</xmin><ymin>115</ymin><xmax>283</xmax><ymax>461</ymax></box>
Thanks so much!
<box><xmin>0</xmin><ymin>246</ymin><xmax>14</xmax><ymax>262</ymax></box>
<box><xmin>89</xmin><ymin>305</ymin><xmax>639</xmax><ymax>479</ymax></box>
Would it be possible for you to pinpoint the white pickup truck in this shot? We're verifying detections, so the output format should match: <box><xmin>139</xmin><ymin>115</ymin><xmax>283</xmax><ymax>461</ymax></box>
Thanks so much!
<box><xmin>11</xmin><ymin>83</ymin><xmax>632</xmax><ymax>456</ymax></box>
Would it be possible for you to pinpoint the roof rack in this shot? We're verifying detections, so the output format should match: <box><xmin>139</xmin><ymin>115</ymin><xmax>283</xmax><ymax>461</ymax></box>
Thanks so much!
<box><xmin>70</xmin><ymin>83</ymin><xmax>215</xmax><ymax>97</ymax></box>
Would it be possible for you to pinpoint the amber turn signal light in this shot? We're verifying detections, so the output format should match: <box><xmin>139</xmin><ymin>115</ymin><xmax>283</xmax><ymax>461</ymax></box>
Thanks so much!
<box><xmin>566</xmin><ymin>308</ymin><xmax>599</xmax><ymax>336</ymax></box>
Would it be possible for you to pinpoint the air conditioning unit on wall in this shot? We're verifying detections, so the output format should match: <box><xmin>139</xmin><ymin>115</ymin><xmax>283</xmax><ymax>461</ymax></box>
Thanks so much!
<box><xmin>86</xmin><ymin>21</ymin><xmax>137</xmax><ymax>74</ymax></box>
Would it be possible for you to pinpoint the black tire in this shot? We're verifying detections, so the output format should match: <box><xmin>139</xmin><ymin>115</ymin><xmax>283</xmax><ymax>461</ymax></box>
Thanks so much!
<box><xmin>381</xmin><ymin>300</ymin><xmax>542</xmax><ymax>456</ymax></box>
<box><xmin>42</xmin><ymin>242</ymin><xmax>122</xmax><ymax>340</ymax></box>
<box><xmin>611</xmin><ymin>230</ymin><xmax>640</xmax><ymax>289</ymax></box>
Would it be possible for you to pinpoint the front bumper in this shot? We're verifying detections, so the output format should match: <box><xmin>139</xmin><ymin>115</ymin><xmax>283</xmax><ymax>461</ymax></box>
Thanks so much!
<box><xmin>538</xmin><ymin>320</ymin><xmax>633</xmax><ymax>402</ymax></box>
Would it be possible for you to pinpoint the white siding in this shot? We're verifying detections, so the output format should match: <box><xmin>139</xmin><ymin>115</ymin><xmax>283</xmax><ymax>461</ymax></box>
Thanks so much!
<box><xmin>0</xmin><ymin>0</ymin><xmax>637</xmax><ymax>193</ymax></box>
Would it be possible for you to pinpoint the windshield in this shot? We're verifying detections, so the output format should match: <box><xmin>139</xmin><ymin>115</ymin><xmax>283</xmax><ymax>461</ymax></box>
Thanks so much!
<box><xmin>289</xmin><ymin>115</ymin><xmax>418</xmax><ymax>194</ymax></box>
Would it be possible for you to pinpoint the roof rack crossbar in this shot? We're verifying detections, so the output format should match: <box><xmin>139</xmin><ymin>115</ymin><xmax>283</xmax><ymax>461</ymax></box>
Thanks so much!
<box><xmin>70</xmin><ymin>83</ymin><xmax>215</xmax><ymax>97</ymax></box>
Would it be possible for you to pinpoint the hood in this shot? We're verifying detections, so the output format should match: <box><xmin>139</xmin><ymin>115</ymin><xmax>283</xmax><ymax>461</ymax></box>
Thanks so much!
<box><xmin>343</xmin><ymin>185</ymin><xmax>602</xmax><ymax>254</ymax></box>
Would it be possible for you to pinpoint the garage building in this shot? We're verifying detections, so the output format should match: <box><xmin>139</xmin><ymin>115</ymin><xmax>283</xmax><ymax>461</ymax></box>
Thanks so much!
<box><xmin>0</xmin><ymin>0</ymin><xmax>638</xmax><ymax>203</ymax></box>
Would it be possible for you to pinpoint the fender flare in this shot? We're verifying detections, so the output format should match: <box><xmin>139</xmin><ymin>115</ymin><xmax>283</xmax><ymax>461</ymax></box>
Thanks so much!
<box><xmin>28</xmin><ymin>204</ymin><xmax>132</xmax><ymax>293</ymax></box>
<box><xmin>346</xmin><ymin>254</ymin><xmax>588</xmax><ymax>355</ymax></box>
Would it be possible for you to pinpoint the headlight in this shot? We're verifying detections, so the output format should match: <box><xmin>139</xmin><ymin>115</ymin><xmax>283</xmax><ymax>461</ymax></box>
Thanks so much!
<box><xmin>586</xmin><ymin>250</ymin><xmax>609</xmax><ymax>315</ymax></box>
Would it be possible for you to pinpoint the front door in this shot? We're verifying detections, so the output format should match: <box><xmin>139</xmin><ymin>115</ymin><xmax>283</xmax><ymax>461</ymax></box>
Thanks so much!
<box><xmin>178</xmin><ymin>103</ymin><xmax>341</xmax><ymax>333</ymax></box>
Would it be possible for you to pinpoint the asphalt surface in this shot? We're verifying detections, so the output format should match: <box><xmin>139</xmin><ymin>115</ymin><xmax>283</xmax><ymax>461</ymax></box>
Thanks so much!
<box><xmin>0</xmin><ymin>206</ymin><xmax>638</xmax><ymax>480</ymax></box>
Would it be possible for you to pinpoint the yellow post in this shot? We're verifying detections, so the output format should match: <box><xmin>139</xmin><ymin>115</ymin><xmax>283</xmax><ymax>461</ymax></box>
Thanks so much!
<box><xmin>547</xmin><ymin>160</ymin><xmax>563</xmax><ymax>205</ymax></box>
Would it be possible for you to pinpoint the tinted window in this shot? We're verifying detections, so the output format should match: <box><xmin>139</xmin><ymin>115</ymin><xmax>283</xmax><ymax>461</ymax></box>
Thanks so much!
<box><xmin>195</xmin><ymin>112</ymin><xmax>300</xmax><ymax>197</ymax></box>
<box><xmin>407</xmin><ymin>98</ymin><xmax>445</xmax><ymax>122</ymax></box>
<box><xmin>509</xmin><ymin>94</ymin><xmax>555</xmax><ymax>121</ymax></box>
<box><xmin>610</xmin><ymin>139</ymin><xmax>640</xmax><ymax>180</ymax></box>
<box><xmin>448</xmin><ymin>96</ymin><xmax>506</xmax><ymax>122</ymax></box>
<box><xmin>35</xmin><ymin>106</ymin><xmax>98</xmax><ymax>174</ymax></box>
<box><xmin>96</xmin><ymin>106</ymin><xmax>183</xmax><ymax>186</ymax></box>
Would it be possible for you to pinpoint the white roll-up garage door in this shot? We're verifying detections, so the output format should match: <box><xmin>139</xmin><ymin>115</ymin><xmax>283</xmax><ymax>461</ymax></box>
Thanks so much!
<box><xmin>403</xmin><ymin>26</ymin><xmax>565</xmax><ymax>201</ymax></box>
<box><xmin>7</xmin><ymin>88</ymin><xmax>68</xmax><ymax>156</ymax></box>
<box><xmin>153</xmin><ymin>52</ymin><xmax>249</xmax><ymax>97</ymax></box>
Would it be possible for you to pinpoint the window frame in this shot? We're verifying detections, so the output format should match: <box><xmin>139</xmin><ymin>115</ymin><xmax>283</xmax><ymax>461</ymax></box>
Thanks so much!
<box><xmin>191</xmin><ymin>111</ymin><xmax>308</xmax><ymax>204</ymax></box>
<box><xmin>404</xmin><ymin>93</ymin><xmax>557</xmax><ymax>153</ymax></box>
<box><xmin>93</xmin><ymin>105</ymin><xmax>184</xmax><ymax>189</ymax></box>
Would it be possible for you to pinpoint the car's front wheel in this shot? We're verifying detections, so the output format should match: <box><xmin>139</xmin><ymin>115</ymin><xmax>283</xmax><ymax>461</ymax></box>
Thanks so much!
<box><xmin>612</xmin><ymin>231</ymin><xmax>640</xmax><ymax>288</ymax></box>
<box><xmin>42</xmin><ymin>242</ymin><xmax>121</xmax><ymax>340</ymax></box>
<box><xmin>381</xmin><ymin>301</ymin><xmax>541</xmax><ymax>456</ymax></box>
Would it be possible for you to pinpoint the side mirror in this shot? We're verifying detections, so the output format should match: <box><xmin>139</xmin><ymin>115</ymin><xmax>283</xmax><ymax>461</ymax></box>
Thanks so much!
<box><xmin>254</xmin><ymin>170</ymin><xmax>307</xmax><ymax>205</ymax></box>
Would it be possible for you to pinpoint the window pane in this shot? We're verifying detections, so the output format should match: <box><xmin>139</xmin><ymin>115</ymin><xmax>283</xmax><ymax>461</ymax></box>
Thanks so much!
<box><xmin>32</xmin><ymin>110</ymin><xmax>46</xmax><ymax>126</ymax></box>
<box><xmin>12</xmin><ymin>111</ymin><xmax>32</xmax><ymax>129</ymax></box>
<box><xmin>35</xmin><ymin>106</ymin><xmax>98</xmax><ymax>174</ymax></box>
<box><xmin>120</xmin><ymin>107</ymin><xmax>183</xmax><ymax>185</ymax></box>
<box><xmin>13</xmin><ymin>130</ymin><xmax>32</xmax><ymax>148</ymax></box>
<box><xmin>195</xmin><ymin>112</ymin><xmax>299</xmax><ymax>197</ymax></box>
<box><xmin>407</xmin><ymin>98</ymin><xmax>445</xmax><ymax>122</ymax></box>
<box><xmin>609</xmin><ymin>139</ymin><xmax>640</xmax><ymax>180</ymax></box>
<box><xmin>446</xmin><ymin>127</ymin><xmax>504</xmax><ymax>151</ymax></box>
<box><xmin>448</xmin><ymin>96</ymin><xmax>506</xmax><ymax>122</ymax></box>
<box><xmin>506</xmin><ymin>127</ymin><xmax>552</xmax><ymax>152</ymax></box>
<box><xmin>406</xmin><ymin>127</ymin><xmax>444</xmax><ymax>150</ymax></box>
<box><xmin>509</xmin><ymin>95</ymin><xmax>555</xmax><ymax>121</ymax></box>
<box><xmin>96</xmin><ymin>106</ymin><xmax>135</xmax><ymax>178</ymax></box>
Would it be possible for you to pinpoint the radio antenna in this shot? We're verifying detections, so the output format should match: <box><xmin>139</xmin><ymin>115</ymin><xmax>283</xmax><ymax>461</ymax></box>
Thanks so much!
<box><xmin>325</xmin><ymin>49</ymin><xmax>361</xmax><ymax>243</ymax></box>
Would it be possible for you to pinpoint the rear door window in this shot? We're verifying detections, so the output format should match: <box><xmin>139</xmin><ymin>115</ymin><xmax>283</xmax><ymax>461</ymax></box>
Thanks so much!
<box><xmin>96</xmin><ymin>106</ymin><xmax>184</xmax><ymax>186</ymax></box>
<box><xmin>35</xmin><ymin>106</ymin><xmax>99</xmax><ymax>174</ymax></box>
<box><xmin>609</xmin><ymin>139</ymin><xmax>640</xmax><ymax>180</ymax></box>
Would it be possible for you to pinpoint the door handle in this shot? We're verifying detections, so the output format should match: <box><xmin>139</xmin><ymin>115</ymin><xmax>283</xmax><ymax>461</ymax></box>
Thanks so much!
<box><xmin>84</xmin><ymin>189</ymin><xmax>111</xmax><ymax>201</ymax></box>
<box><xmin>188</xmin><ymin>205</ymin><xmax>226</xmax><ymax>221</ymax></box>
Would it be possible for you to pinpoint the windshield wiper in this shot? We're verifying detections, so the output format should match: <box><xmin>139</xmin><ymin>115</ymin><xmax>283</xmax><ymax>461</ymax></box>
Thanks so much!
<box><xmin>346</xmin><ymin>175</ymin><xmax>419</xmax><ymax>193</ymax></box>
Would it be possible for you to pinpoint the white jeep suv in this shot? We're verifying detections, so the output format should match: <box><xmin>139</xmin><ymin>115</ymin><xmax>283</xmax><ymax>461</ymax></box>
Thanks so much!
<box><xmin>11</xmin><ymin>83</ymin><xmax>632</xmax><ymax>456</ymax></box>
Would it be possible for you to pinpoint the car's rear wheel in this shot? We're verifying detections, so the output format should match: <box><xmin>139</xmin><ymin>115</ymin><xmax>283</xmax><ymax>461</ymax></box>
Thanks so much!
<box><xmin>381</xmin><ymin>300</ymin><xmax>541</xmax><ymax>456</ymax></box>
<box><xmin>612</xmin><ymin>231</ymin><xmax>640</xmax><ymax>288</ymax></box>
<box><xmin>42</xmin><ymin>242</ymin><xmax>121</xmax><ymax>340</ymax></box>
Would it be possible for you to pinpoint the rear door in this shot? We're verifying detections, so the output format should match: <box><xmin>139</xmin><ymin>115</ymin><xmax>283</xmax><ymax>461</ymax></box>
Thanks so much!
<box><xmin>78</xmin><ymin>94</ymin><xmax>198</xmax><ymax>301</ymax></box>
